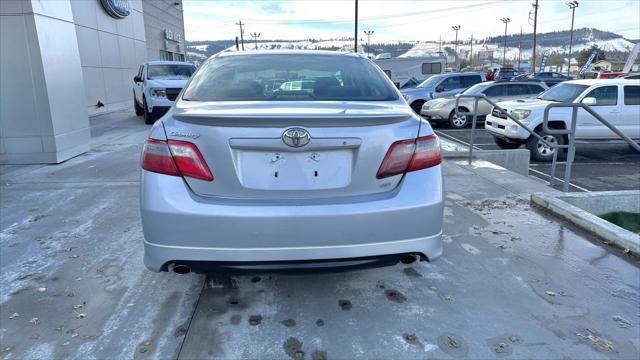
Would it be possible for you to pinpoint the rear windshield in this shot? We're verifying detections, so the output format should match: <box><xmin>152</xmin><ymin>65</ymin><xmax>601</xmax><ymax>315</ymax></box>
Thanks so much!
<box><xmin>182</xmin><ymin>54</ymin><xmax>398</xmax><ymax>101</ymax></box>
<box><xmin>147</xmin><ymin>65</ymin><xmax>195</xmax><ymax>80</ymax></box>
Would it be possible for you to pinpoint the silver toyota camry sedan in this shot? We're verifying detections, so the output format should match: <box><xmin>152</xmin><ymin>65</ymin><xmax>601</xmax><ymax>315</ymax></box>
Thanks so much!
<box><xmin>140</xmin><ymin>51</ymin><xmax>444</xmax><ymax>273</ymax></box>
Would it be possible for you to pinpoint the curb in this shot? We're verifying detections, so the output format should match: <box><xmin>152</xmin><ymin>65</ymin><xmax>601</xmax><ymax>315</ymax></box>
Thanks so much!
<box><xmin>531</xmin><ymin>192</ymin><xmax>640</xmax><ymax>255</ymax></box>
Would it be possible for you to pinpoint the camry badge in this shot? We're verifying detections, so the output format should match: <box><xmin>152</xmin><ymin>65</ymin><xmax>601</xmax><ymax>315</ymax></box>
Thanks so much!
<box><xmin>282</xmin><ymin>128</ymin><xmax>311</xmax><ymax>148</ymax></box>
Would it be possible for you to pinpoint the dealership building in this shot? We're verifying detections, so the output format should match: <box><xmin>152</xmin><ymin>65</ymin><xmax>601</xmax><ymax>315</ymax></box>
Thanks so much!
<box><xmin>0</xmin><ymin>0</ymin><xmax>186</xmax><ymax>164</ymax></box>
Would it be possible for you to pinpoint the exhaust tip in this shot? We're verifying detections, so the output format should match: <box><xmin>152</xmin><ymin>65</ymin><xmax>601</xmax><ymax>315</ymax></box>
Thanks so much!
<box><xmin>173</xmin><ymin>264</ymin><xmax>191</xmax><ymax>274</ymax></box>
<box><xmin>400</xmin><ymin>254</ymin><xmax>419</xmax><ymax>265</ymax></box>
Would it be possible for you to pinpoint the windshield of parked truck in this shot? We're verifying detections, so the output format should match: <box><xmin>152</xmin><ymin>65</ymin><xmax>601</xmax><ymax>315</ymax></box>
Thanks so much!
<box><xmin>147</xmin><ymin>65</ymin><xmax>195</xmax><ymax>80</ymax></box>
<box><xmin>538</xmin><ymin>83</ymin><xmax>589</xmax><ymax>102</ymax></box>
<box><xmin>417</xmin><ymin>75</ymin><xmax>443</xmax><ymax>88</ymax></box>
<box><xmin>182</xmin><ymin>54</ymin><xmax>399</xmax><ymax>101</ymax></box>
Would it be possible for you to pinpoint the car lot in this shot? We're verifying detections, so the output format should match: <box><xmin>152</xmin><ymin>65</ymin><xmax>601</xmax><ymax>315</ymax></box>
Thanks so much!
<box><xmin>0</xmin><ymin>109</ymin><xmax>638</xmax><ymax>359</ymax></box>
<box><xmin>434</xmin><ymin>125</ymin><xmax>640</xmax><ymax>192</ymax></box>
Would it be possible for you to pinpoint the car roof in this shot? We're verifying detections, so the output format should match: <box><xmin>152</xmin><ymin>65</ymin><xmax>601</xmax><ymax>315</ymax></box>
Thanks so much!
<box><xmin>214</xmin><ymin>50</ymin><xmax>363</xmax><ymax>58</ymax></box>
<box><xmin>144</xmin><ymin>60</ymin><xmax>193</xmax><ymax>66</ymax></box>
<box><xmin>441</xmin><ymin>72</ymin><xmax>483</xmax><ymax>76</ymax></box>
<box><xmin>564</xmin><ymin>79</ymin><xmax>638</xmax><ymax>86</ymax></box>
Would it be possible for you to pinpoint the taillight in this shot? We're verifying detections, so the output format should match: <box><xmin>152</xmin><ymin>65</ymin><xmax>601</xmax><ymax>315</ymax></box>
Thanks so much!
<box><xmin>376</xmin><ymin>135</ymin><xmax>441</xmax><ymax>179</ymax></box>
<box><xmin>141</xmin><ymin>138</ymin><xmax>213</xmax><ymax>181</ymax></box>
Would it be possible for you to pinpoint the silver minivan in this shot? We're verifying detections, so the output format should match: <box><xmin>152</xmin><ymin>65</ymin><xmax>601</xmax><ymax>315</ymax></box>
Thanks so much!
<box><xmin>140</xmin><ymin>51</ymin><xmax>444</xmax><ymax>273</ymax></box>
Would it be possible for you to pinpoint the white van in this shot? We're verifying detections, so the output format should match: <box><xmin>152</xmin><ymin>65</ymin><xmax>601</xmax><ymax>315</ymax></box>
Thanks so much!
<box><xmin>485</xmin><ymin>79</ymin><xmax>640</xmax><ymax>161</ymax></box>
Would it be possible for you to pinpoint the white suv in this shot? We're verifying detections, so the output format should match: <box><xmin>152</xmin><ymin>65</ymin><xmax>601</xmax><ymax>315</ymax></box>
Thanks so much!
<box><xmin>485</xmin><ymin>79</ymin><xmax>640</xmax><ymax>161</ymax></box>
<box><xmin>133</xmin><ymin>61</ymin><xmax>196</xmax><ymax>124</ymax></box>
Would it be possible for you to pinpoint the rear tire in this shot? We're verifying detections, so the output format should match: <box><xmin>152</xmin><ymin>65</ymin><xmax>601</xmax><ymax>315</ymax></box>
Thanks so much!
<box><xmin>410</xmin><ymin>100</ymin><xmax>425</xmax><ymax>114</ymax></box>
<box><xmin>448</xmin><ymin>108</ymin><xmax>470</xmax><ymax>129</ymax></box>
<box><xmin>134</xmin><ymin>91</ymin><xmax>144</xmax><ymax>116</ymax></box>
<box><xmin>494</xmin><ymin>137</ymin><xmax>522</xmax><ymax>149</ymax></box>
<box><xmin>143</xmin><ymin>97</ymin><xmax>155</xmax><ymax>125</ymax></box>
<box><xmin>525</xmin><ymin>128</ymin><xmax>564</xmax><ymax>162</ymax></box>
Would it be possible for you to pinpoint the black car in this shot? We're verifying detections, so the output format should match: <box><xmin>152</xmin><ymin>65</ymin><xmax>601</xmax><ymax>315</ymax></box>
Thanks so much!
<box><xmin>526</xmin><ymin>72</ymin><xmax>574</xmax><ymax>87</ymax></box>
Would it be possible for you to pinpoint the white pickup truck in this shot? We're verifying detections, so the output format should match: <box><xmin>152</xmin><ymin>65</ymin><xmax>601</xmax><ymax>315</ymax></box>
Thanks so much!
<box><xmin>133</xmin><ymin>61</ymin><xmax>196</xmax><ymax>124</ymax></box>
<box><xmin>485</xmin><ymin>79</ymin><xmax>640</xmax><ymax>161</ymax></box>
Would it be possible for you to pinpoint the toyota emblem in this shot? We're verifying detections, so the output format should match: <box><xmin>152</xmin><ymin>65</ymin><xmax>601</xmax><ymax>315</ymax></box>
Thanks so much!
<box><xmin>282</xmin><ymin>128</ymin><xmax>311</xmax><ymax>148</ymax></box>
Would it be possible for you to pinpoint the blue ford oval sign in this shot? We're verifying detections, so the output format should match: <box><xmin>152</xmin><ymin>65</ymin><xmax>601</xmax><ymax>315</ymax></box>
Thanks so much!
<box><xmin>100</xmin><ymin>0</ymin><xmax>131</xmax><ymax>19</ymax></box>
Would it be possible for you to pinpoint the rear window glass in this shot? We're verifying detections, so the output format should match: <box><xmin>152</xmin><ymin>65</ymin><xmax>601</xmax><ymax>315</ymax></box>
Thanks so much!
<box><xmin>182</xmin><ymin>54</ymin><xmax>398</xmax><ymax>101</ymax></box>
<box><xmin>624</xmin><ymin>86</ymin><xmax>640</xmax><ymax>105</ymax></box>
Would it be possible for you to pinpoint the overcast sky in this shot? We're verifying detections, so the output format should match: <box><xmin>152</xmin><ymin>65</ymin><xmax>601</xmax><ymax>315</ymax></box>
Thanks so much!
<box><xmin>182</xmin><ymin>0</ymin><xmax>640</xmax><ymax>43</ymax></box>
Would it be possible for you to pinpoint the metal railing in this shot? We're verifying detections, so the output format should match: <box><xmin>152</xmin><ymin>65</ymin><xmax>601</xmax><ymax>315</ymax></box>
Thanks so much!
<box><xmin>454</xmin><ymin>94</ymin><xmax>640</xmax><ymax>192</ymax></box>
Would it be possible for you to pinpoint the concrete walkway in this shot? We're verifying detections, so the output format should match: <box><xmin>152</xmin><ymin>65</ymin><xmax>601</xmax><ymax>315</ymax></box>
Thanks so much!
<box><xmin>1</xmin><ymin>110</ymin><xmax>638</xmax><ymax>359</ymax></box>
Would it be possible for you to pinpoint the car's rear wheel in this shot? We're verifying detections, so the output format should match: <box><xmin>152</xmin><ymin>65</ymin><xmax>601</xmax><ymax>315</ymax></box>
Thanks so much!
<box><xmin>448</xmin><ymin>108</ymin><xmax>470</xmax><ymax>129</ymax></box>
<box><xmin>494</xmin><ymin>137</ymin><xmax>522</xmax><ymax>149</ymax></box>
<box><xmin>410</xmin><ymin>100</ymin><xmax>425</xmax><ymax>114</ymax></box>
<box><xmin>143</xmin><ymin>97</ymin><xmax>155</xmax><ymax>125</ymax></box>
<box><xmin>526</xmin><ymin>129</ymin><xmax>564</xmax><ymax>162</ymax></box>
<box><xmin>134</xmin><ymin>91</ymin><xmax>144</xmax><ymax>116</ymax></box>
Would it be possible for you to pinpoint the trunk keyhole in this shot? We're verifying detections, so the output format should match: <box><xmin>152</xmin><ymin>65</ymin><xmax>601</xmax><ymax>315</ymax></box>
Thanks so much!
<box><xmin>274</xmin><ymin>171</ymin><xmax>278</xmax><ymax>178</ymax></box>
<box><xmin>314</xmin><ymin>171</ymin><xmax>318</xmax><ymax>177</ymax></box>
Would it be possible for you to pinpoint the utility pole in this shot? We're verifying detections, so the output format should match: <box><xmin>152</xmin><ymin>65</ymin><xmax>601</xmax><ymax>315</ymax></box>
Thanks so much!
<box><xmin>470</xmin><ymin>33</ymin><xmax>474</xmax><ymax>69</ymax></box>
<box><xmin>451</xmin><ymin>25</ymin><xmax>461</xmax><ymax>70</ymax></box>
<box><xmin>518</xmin><ymin>26</ymin><xmax>522</xmax><ymax>71</ymax></box>
<box><xmin>250</xmin><ymin>32</ymin><xmax>261</xmax><ymax>50</ymax></box>
<box><xmin>567</xmin><ymin>1</ymin><xmax>579</xmax><ymax>75</ymax></box>
<box><xmin>235</xmin><ymin>20</ymin><xmax>245</xmax><ymax>51</ymax></box>
<box><xmin>364</xmin><ymin>30</ymin><xmax>374</xmax><ymax>58</ymax></box>
<box><xmin>500</xmin><ymin>18</ymin><xmax>510</xmax><ymax>66</ymax></box>
<box><xmin>439</xmin><ymin>34</ymin><xmax>442</xmax><ymax>55</ymax></box>
<box><xmin>531</xmin><ymin>0</ymin><xmax>539</xmax><ymax>72</ymax></box>
<box><xmin>354</xmin><ymin>0</ymin><xmax>358</xmax><ymax>53</ymax></box>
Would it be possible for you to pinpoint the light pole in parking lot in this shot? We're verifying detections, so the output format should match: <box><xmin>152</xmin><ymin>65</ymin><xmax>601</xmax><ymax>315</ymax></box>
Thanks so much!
<box><xmin>451</xmin><ymin>25</ymin><xmax>461</xmax><ymax>70</ymax></box>
<box><xmin>364</xmin><ymin>30</ymin><xmax>374</xmax><ymax>58</ymax></box>
<box><xmin>566</xmin><ymin>1</ymin><xmax>579</xmax><ymax>76</ymax></box>
<box><xmin>250</xmin><ymin>32</ymin><xmax>261</xmax><ymax>50</ymax></box>
<box><xmin>354</xmin><ymin>0</ymin><xmax>358</xmax><ymax>53</ymax></box>
<box><xmin>500</xmin><ymin>18</ymin><xmax>510</xmax><ymax>66</ymax></box>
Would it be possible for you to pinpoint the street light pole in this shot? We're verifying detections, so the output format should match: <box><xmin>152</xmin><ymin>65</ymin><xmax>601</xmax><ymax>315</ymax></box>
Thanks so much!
<box><xmin>500</xmin><ymin>18</ymin><xmax>510</xmax><ymax>66</ymax></box>
<box><xmin>250</xmin><ymin>32</ymin><xmax>261</xmax><ymax>50</ymax></box>
<box><xmin>518</xmin><ymin>26</ymin><xmax>522</xmax><ymax>71</ymax></box>
<box><xmin>531</xmin><ymin>0</ymin><xmax>539</xmax><ymax>72</ymax></box>
<box><xmin>451</xmin><ymin>25</ymin><xmax>461</xmax><ymax>70</ymax></box>
<box><xmin>470</xmin><ymin>33</ymin><xmax>474</xmax><ymax>69</ymax></box>
<box><xmin>364</xmin><ymin>30</ymin><xmax>374</xmax><ymax>58</ymax></box>
<box><xmin>566</xmin><ymin>1</ymin><xmax>579</xmax><ymax>76</ymax></box>
<box><xmin>354</xmin><ymin>0</ymin><xmax>358</xmax><ymax>53</ymax></box>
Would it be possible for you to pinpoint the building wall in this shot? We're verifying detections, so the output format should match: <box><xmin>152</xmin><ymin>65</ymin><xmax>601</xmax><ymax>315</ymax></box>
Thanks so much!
<box><xmin>70</xmin><ymin>0</ymin><xmax>147</xmax><ymax>116</ymax></box>
<box><xmin>142</xmin><ymin>0</ymin><xmax>185</xmax><ymax>61</ymax></box>
<box><xmin>0</xmin><ymin>0</ymin><xmax>90</xmax><ymax>164</ymax></box>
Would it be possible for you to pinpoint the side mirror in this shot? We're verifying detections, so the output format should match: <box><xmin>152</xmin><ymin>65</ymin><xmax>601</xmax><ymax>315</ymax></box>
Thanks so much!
<box><xmin>133</xmin><ymin>75</ymin><xmax>142</xmax><ymax>83</ymax></box>
<box><xmin>435</xmin><ymin>85</ymin><xmax>445</xmax><ymax>92</ymax></box>
<box><xmin>582</xmin><ymin>97</ymin><xmax>597</xmax><ymax>105</ymax></box>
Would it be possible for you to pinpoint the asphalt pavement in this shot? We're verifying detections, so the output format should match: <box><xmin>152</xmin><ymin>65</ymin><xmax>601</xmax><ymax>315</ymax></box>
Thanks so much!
<box><xmin>0</xmin><ymin>109</ymin><xmax>638</xmax><ymax>359</ymax></box>
<box><xmin>434</xmin><ymin>125</ymin><xmax>640</xmax><ymax>192</ymax></box>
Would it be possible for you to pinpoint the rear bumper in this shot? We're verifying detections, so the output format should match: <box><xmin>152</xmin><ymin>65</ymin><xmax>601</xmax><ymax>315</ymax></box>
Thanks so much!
<box><xmin>141</xmin><ymin>167</ymin><xmax>444</xmax><ymax>272</ymax></box>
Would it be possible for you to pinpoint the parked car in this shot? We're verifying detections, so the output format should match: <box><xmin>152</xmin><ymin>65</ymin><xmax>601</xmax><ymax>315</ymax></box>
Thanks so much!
<box><xmin>485</xmin><ymin>79</ymin><xmax>640</xmax><ymax>161</ymax></box>
<box><xmin>133</xmin><ymin>61</ymin><xmax>196</xmax><ymax>124</ymax></box>
<box><xmin>401</xmin><ymin>72</ymin><xmax>486</xmax><ymax>113</ymax></box>
<box><xmin>525</xmin><ymin>72</ymin><xmax>574</xmax><ymax>87</ymax></box>
<box><xmin>420</xmin><ymin>81</ymin><xmax>548</xmax><ymax>128</ymax></box>
<box><xmin>495</xmin><ymin>68</ymin><xmax>520</xmax><ymax>80</ymax></box>
<box><xmin>140</xmin><ymin>51</ymin><xmax>444</xmax><ymax>273</ymax></box>
<box><xmin>598</xmin><ymin>72</ymin><xmax>627</xmax><ymax>79</ymax></box>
